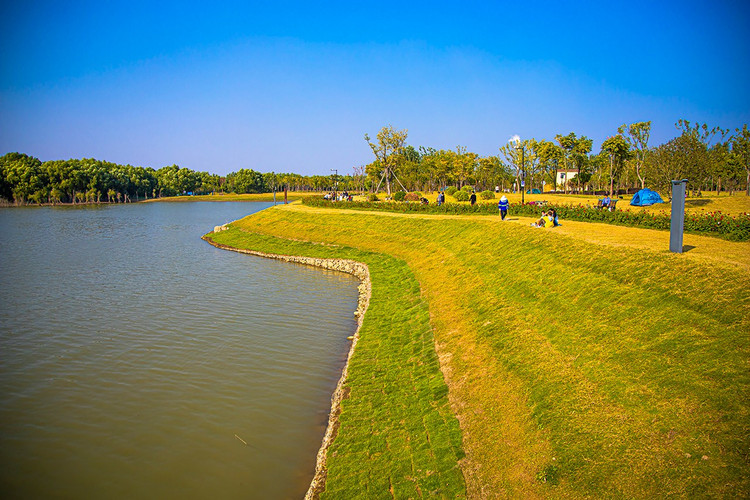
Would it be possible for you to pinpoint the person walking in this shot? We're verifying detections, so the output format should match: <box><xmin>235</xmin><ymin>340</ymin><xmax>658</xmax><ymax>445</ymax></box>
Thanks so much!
<box><xmin>498</xmin><ymin>195</ymin><xmax>509</xmax><ymax>220</ymax></box>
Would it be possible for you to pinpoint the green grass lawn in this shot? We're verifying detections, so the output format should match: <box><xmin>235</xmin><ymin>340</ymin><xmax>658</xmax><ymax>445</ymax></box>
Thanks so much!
<box><xmin>206</xmin><ymin>204</ymin><xmax>750</xmax><ymax>498</ymax></box>
<box><xmin>206</xmin><ymin>230</ymin><xmax>466</xmax><ymax>498</ymax></box>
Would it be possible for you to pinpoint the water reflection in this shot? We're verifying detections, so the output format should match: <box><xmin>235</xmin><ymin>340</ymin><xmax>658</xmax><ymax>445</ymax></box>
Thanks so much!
<box><xmin>0</xmin><ymin>202</ymin><xmax>358</xmax><ymax>499</ymax></box>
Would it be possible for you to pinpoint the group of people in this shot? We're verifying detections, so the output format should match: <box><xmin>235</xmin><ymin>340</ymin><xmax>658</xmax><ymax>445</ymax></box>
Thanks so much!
<box><xmin>323</xmin><ymin>191</ymin><xmax>353</xmax><ymax>201</ymax></box>
<box><xmin>497</xmin><ymin>195</ymin><xmax>559</xmax><ymax>228</ymax></box>
<box><xmin>530</xmin><ymin>209</ymin><xmax>559</xmax><ymax>228</ymax></box>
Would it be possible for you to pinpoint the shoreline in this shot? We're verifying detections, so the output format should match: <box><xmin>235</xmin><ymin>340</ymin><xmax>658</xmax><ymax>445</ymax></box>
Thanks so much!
<box><xmin>202</xmin><ymin>233</ymin><xmax>371</xmax><ymax>499</ymax></box>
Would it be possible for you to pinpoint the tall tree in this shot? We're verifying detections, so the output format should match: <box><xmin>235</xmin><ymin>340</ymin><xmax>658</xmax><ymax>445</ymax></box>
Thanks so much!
<box><xmin>555</xmin><ymin>132</ymin><xmax>577</xmax><ymax>193</ymax></box>
<box><xmin>618</xmin><ymin>121</ymin><xmax>651</xmax><ymax>190</ymax></box>
<box><xmin>730</xmin><ymin>124</ymin><xmax>750</xmax><ymax>196</ymax></box>
<box><xmin>675</xmin><ymin>119</ymin><xmax>728</xmax><ymax>195</ymax></box>
<box><xmin>531</xmin><ymin>139</ymin><xmax>561</xmax><ymax>192</ymax></box>
<box><xmin>453</xmin><ymin>146</ymin><xmax>478</xmax><ymax>188</ymax></box>
<box><xmin>556</xmin><ymin>133</ymin><xmax>592</xmax><ymax>192</ymax></box>
<box><xmin>499</xmin><ymin>140</ymin><xmax>529</xmax><ymax>193</ymax></box>
<box><xmin>645</xmin><ymin>134</ymin><xmax>696</xmax><ymax>198</ymax></box>
<box><xmin>364</xmin><ymin>125</ymin><xmax>408</xmax><ymax>197</ymax></box>
<box><xmin>600</xmin><ymin>134</ymin><xmax>631</xmax><ymax>197</ymax></box>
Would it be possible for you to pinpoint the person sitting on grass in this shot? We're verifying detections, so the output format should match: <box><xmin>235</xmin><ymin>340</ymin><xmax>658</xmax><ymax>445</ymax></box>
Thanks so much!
<box><xmin>549</xmin><ymin>208</ymin><xmax>559</xmax><ymax>226</ymax></box>
<box><xmin>531</xmin><ymin>211</ymin><xmax>549</xmax><ymax>227</ymax></box>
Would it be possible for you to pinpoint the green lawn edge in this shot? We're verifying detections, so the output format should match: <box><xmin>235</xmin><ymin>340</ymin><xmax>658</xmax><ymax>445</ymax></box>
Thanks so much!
<box><xmin>204</xmin><ymin>228</ymin><xmax>467</xmax><ymax>499</ymax></box>
<box><xmin>212</xmin><ymin>205</ymin><xmax>750</xmax><ymax>498</ymax></box>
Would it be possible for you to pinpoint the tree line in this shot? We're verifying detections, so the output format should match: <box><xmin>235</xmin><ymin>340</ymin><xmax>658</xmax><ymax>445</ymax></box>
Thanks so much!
<box><xmin>359</xmin><ymin>121</ymin><xmax>750</xmax><ymax>199</ymax></box>
<box><xmin>0</xmin><ymin>154</ymin><xmax>343</xmax><ymax>205</ymax></box>
<box><xmin>2</xmin><ymin>119</ymin><xmax>748</xmax><ymax>205</ymax></box>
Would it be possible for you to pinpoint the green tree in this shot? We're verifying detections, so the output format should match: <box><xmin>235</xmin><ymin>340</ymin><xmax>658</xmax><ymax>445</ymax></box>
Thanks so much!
<box><xmin>476</xmin><ymin>155</ymin><xmax>508</xmax><ymax>192</ymax></box>
<box><xmin>645</xmin><ymin>134</ymin><xmax>696</xmax><ymax>198</ymax></box>
<box><xmin>530</xmin><ymin>139</ymin><xmax>561</xmax><ymax>192</ymax></box>
<box><xmin>453</xmin><ymin>146</ymin><xmax>478</xmax><ymax>189</ymax></box>
<box><xmin>499</xmin><ymin>138</ymin><xmax>530</xmax><ymax>193</ymax></box>
<box><xmin>730</xmin><ymin>124</ymin><xmax>750</xmax><ymax>196</ymax></box>
<box><xmin>571</xmin><ymin>136</ymin><xmax>593</xmax><ymax>192</ymax></box>
<box><xmin>675</xmin><ymin>119</ymin><xmax>728</xmax><ymax>195</ymax></box>
<box><xmin>364</xmin><ymin>125</ymin><xmax>408</xmax><ymax>196</ymax></box>
<box><xmin>555</xmin><ymin>132</ymin><xmax>578</xmax><ymax>193</ymax></box>
<box><xmin>230</xmin><ymin>168</ymin><xmax>264</xmax><ymax>193</ymax></box>
<box><xmin>600</xmin><ymin>134</ymin><xmax>631</xmax><ymax>196</ymax></box>
<box><xmin>618</xmin><ymin>121</ymin><xmax>651</xmax><ymax>190</ymax></box>
<box><xmin>2</xmin><ymin>153</ymin><xmax>45</xmax><ymax>204</ymax></box>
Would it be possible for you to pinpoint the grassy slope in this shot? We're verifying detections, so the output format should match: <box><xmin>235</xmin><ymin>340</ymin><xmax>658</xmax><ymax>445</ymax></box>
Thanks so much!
<box><xmin>208</xmin><ymin>204</ymin><xmax>750</xmax><ymax>498</ymax></box>
<box><xmin>207</xmin><ymin>230</ymin><xmax>466</xmax><ymax>498</ymax></box>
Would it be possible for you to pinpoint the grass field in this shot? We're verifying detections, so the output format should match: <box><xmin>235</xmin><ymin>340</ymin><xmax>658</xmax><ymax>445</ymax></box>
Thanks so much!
<box><xmin>206</xmin><ymin>202</ymin><xmax>750</xmax><ymax>498</ymax></box>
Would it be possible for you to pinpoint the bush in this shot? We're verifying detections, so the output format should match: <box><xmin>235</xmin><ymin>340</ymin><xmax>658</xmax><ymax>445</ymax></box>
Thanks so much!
<box><xmin>368</xmin><ymin>193</ymin><xmax>379</xmax><ymax>202</ymax></box>
<box><xmin>453</xmin><ymin>190</ymin><xmax>470</xmax><ymax>202</ymax></box>
<box><xmin>393</xmin><ymin>191</ymin><xmax>406</xmax><ymax>201</ymax></box>
<box><xmin>461</xmin><ymin>185</ymin><xmax>474</xmax><ymax>192</ymax></box>
<box><xmin>445</xmin><ymin>186</ymin><xmax>458</xmax><ymax>196</ymax></box>
<box><xmin>404</xmin><ymin>192</ymin><xmax>420</xmax><ymax>202</ymax></box>
<box><xmin>479</xmin><ymin>190</ymin><xmax>495</xmax><ymax>200</ymax></box>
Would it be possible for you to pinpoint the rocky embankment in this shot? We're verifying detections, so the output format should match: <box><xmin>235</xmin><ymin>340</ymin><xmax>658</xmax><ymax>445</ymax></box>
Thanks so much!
<box><xmin>203</xmin><ymin>229</ymin><xmax>371</xmax><ymax>499</ymax></box>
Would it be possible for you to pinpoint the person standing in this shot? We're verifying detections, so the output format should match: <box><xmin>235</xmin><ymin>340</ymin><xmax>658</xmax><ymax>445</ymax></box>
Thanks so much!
<box><xmin>470</xmin><ymin>191</ymin><xmax>477</xmax><ymax>206</ymax></box>
<box><xmin>498</xmin><ymin>195</ymin><xmax>509</xmax><ymax>220</ymax></box>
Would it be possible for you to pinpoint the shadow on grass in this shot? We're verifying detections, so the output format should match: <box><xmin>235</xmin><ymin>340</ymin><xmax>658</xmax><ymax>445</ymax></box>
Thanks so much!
<box><xmin>683</xmin><ymin>245</ymin><xmax>696</xmax><ymax>252</ymax></box>
<box><xmin>686</xmin><ymin>199</ymin><xmax>711</xmax><ymax>207</ymax></box>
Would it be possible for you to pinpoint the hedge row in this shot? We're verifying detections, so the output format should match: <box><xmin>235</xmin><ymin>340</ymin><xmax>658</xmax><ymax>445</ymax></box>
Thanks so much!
<box><xmin>301</xmin><ymin>197</ymin><xmax>750</xmax><ymax>241</ymax></box>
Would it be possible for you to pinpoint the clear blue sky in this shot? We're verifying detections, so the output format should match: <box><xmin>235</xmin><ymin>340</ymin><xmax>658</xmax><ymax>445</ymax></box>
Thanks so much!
<box><xmin>1</xmin><ymin>0</ymin><xmax>748</xmax><ymax>176</ymax></box>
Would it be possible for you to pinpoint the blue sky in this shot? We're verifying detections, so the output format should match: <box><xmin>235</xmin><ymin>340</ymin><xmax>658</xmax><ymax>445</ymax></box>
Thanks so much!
<box><xmin>1</xmin><ymin>0</ymin><xmax>748</xmax><ymax>176</ymax></box>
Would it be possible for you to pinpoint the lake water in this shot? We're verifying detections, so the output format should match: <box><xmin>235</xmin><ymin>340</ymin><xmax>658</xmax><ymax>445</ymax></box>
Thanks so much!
<box><xmin>0</xmin><ymin>202</ymin><xmax>359</xmax><ymax>499</ymax></box>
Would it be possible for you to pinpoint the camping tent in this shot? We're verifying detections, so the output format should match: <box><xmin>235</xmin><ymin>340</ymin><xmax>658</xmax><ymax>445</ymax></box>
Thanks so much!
<box><xmin>630</xmin><ymin>188</ymin><xmax>664</xmax><ymax>206</ymax></box>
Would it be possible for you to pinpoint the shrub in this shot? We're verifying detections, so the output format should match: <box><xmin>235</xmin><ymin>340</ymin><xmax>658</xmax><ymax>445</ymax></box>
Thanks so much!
<box><xmin>479</xmin><ymin>190</ymin><xmax>495</xmax><ymax>200</ymax></box>
<box><xmin>393</xmin><ymin>191</ymin><xmax>406</xmax><ymax>201</ymax></box>
<box><xmin>453</xmin><ymin>190</ymin><xmax>470</xmax><ymax>202</ymax></box>
<box><xmin>445</xmin><ymin>186</ymin><xmax>458</xmax><ymax>196</ymax></box>
<box><xmin>404</xmin><ymin>192</ymin><xmax>420</xmax><ymax>202</ymax></box>
<box><xmin>367</xmin><ymin>193</ymin><xmax>379</xmax><ymax>202</ymax></box>
<box><xmin>461</xmin><ymin>185</ymin><xmax>474</xmax><ymax>192</ymax></box>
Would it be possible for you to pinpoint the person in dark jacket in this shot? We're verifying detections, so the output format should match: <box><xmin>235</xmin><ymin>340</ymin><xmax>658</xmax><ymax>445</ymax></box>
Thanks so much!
<box><xmin>470</xmin><ymin>191</ymin><xmax>477</xmax><ymax>205</ymax></box>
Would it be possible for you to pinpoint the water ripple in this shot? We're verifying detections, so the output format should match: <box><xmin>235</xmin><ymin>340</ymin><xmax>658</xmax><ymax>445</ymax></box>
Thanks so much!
<box><xmin>0</xmin><ymin>203</ymin><xmax>358</xmax><ymax>499</ymax></box>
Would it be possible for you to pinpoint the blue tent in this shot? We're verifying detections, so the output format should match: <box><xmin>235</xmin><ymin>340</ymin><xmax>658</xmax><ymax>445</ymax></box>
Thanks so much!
<box><xmin>630</xmin><ymin>188</ymin><xmax>664</xmax><ymax>206</ymax></box>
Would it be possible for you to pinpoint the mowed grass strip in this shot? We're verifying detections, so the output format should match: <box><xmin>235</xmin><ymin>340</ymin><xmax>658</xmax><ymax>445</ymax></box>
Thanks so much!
<box><xmin>205</xmin><ymin>229</ymin><xmax>466</xmax><ymax>498</ymax></box>
<box><xmin>210</xmin><ymin>205</ymin><xmax>750</xmax><ymax>498</ymax></box>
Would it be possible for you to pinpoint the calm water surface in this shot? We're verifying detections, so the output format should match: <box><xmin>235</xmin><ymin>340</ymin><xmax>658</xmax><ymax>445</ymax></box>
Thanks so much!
<box><xmin>0</xmin><ymin>202</ymin><xmax>359</xmax><ymax>499</ymax></box>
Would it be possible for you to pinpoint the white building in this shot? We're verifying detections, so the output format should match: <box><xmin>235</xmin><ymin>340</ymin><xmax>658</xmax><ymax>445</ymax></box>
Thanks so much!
<box><xmin>555</xmin><ymin>169</ymin><xmax>578</xmax><ymax>191</ymax></box>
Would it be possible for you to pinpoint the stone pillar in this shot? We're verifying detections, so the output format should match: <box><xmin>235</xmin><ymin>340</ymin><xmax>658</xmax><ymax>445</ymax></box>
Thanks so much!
<box><xmin>670</xmin><ymin>179</ymin><xmax>688</xmax><ymax>253</ymax></box>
